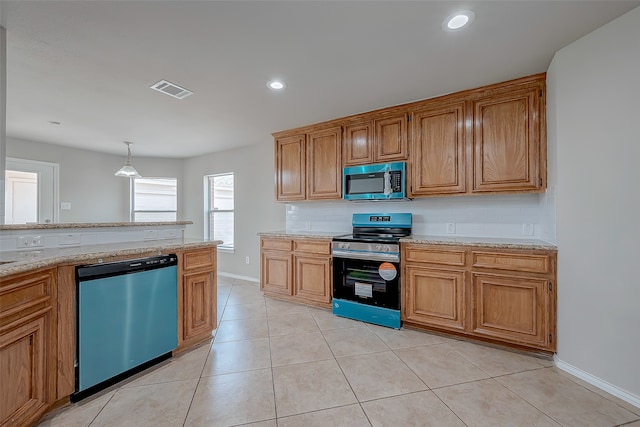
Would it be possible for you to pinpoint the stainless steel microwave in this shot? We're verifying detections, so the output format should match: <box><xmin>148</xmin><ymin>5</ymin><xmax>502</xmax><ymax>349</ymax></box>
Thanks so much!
<box><xmin>343</xmin><ymin>162</ymin><xmax>407</xmax><ymax>200</ymax></box>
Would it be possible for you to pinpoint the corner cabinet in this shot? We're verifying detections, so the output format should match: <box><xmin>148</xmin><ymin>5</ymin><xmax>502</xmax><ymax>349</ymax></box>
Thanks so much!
<box><xmin>402</xmin><ymin>243</ymin><xmax>556</xmax><ymax>352</ymax></box>
<box><xmin>260</xmin><ymin>237</ymin><xmax>332</xmax><ymax>308</ymax></box>
<box><xmin>472</xmin><ymin>80</ymin><xmax>546</xmax><ymax>193</ymax></box>
<box><xmin>274</xmin><ymin>127</ymin><xmax>342</xmax><ymax>201</ymax></box>
<box><xmin>0</xmin><ymin>268</ymin><xmax>57</xmax><ymax>427</ymax></box>
<box><xmin>177</xmin><ymin>247</ymin><xmax>218</xmax><ymax>350</ymax></box>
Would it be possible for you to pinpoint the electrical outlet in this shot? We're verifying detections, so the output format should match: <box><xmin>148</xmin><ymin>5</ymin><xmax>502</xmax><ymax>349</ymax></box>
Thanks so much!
<box><xmin>18</xmin><ymin>235</ymin><xmax>43</xmax><ymax>248</ymax></box>
<box><xmin>161</xmin><ymin>230</ymin><xmax>178</xmax><ymax>239</ymax></box>
<box><xmin>60</xmin><ymin>233</ymin><xmax>81</xmax><ymax>246</ymax></box>
<box><xmin>522</xmin><ymin>223</ymin><xmax>534</xmax><ymax>236</ymax></box>
<box><xmin>60</xmin><ymin>202</ymin><xmax>72</xmax><ymax>210</ymax></box>
<box><xmin>446</xmin><ymin>223</ymin><xmax>456</xmax><ymax>234</ymax></box>
<box><xmin>143</xmin><ymin>230</ymin><xmax>158</xmax><ymax>240</ymax></box>
<box><xmin>245</xmin><ymin>256</ymin><xmax>250</xmax><ymax>264</ymax></box>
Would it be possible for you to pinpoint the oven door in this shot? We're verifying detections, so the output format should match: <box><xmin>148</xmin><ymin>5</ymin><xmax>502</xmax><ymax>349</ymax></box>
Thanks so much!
<box><xmin>332</xmin><ymin>257</ymin><xmax>400</xmax><ymax>310</ymax></box>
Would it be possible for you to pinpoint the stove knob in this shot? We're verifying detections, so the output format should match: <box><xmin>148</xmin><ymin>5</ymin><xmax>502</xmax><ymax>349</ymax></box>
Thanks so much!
<box><xmin>382</xmin><ymin>245</ymin><xmax>391</xmax><ymax>252</ymax></box>
<box><xmin>375</xmin><ymin>245</ymin><xmax>382</xmax><ymax>251</ymax></box>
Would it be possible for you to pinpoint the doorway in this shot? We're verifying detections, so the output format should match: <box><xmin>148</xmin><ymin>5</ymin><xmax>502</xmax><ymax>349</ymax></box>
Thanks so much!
<box><xmin>4</xmin><ymin>157</ymin><xmax>59</xmax><ymax>224</ymax></box>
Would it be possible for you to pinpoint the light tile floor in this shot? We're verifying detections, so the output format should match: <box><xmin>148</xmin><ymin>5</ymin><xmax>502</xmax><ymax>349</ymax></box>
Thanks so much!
<box><xmin>39</xmin><ymin>277</ymin><xmax>640</xmax><ymax>427</ymax></box>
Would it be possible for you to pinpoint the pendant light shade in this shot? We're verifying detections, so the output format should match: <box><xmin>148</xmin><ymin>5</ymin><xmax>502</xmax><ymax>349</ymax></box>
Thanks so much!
<box><xmin>115</xmin><ymin>141</ymin><xmax>141</xmax><ymax>178</ymax></box>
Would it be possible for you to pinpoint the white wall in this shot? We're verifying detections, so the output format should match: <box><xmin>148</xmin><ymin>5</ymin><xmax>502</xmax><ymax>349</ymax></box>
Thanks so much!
<box><xmin>182</xmin><ymin>143</ymin><xmax>285</xmax><ymax>280</ymax></box>
<box><xmin>0</xmin><ymin>26</ymin><xmax>7</xmax><ymax>224</ymax></box>
<box><xmin>549</xmin><ymin>6</ymin><xmax>640</xmax><ymax>400</ymax></box>
<box><xmin>6</xmin><ymin>137</ymin><xmax>184</xmax><ymax>224</ymax></box>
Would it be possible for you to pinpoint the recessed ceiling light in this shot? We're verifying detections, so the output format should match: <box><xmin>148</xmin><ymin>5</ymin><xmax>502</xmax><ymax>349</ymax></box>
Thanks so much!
<box><xmin>443</xmin><ymin>10</ymin><xmax>475</xmax><ymax>31</ymax></box>
<box><xmin>267</xmin><ymin>80</ymin><xmax>286</xmax><ymax>90</ymax></box>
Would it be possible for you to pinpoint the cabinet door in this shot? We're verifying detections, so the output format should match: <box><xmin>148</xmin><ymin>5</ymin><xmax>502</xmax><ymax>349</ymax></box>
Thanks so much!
<box><xmin>294</xmin><ymin>255</ymin><xmax>331</xmax><ymax>304</ymax></box>
<box><xmin>307</xmin><ymin>127</ymin><xmax>342</xmax><ymax>200</ymax></box>
<box><xmin>472</xmin><ymin>273</ymin><xmax>550</xmax><ymax>349</ymax></box>
<box><xmin>0</xmin><ymin>315</ymin><xmax>49</xmax><ymax>426</ymax></box>
<box><xmin>275</xmin><ymin>134</ymin><xmax>306</xmax><ymax>201</ymax></box>
<box><xmin>374</xmin><ymin>114</ymin><xmax>408</xmax><ymax>162</ymax></box>
<box><xmin>260</xmin><ymin>251</ymin><xmax>293</xmax><ymax>296</ymax></box>
<box><xmin>472</xmin><ymin>86</ymin><xmax>543</xmax><ymax>192</ymax></box>
<box><xmin>404</xmin><ymin>265</ymin><xmax>466</xmax><ymax>332</ymax></box>
<box><xmin>410</xmin><ymin>102</ymin><xmax>466</xmax><ymax>196</ymax></box>
<box><xmin>343</xmin><ymin>122</ymin><xmax>373</xmax><ymax>166</ymax></box>
<box><xmin>183</xmin><ymin>271</ymin><xmax>215</xmax><ymax>342</ymax></box>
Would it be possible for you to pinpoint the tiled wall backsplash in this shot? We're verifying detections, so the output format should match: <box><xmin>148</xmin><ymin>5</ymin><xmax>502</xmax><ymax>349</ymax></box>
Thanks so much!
<box><xmin>0</xmin><ymin>224</ymin><xmax>186</xmax><ymax>252</ymax></box>
<box><xmin>286</xmin><ymin>192</ymin><xmax>556</xmax><ymax>243</ymax></box>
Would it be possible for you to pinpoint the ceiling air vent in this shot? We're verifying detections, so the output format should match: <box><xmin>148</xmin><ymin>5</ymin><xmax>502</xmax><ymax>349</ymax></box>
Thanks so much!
<box><xmin>150</xmin><ymin>80</ymin><xmax>193</xmax><ymax>99</ymax></box>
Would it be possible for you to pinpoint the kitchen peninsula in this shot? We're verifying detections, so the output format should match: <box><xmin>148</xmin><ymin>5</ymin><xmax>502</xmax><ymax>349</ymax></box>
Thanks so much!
<box><xmin>0</xmin><ymin>221</ymin><xmax>221</xmax><ymax>427</ymax></box>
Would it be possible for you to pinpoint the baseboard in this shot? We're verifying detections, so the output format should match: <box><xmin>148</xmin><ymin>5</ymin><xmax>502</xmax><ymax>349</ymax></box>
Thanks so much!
<box><xmin>554</xmin><ymin>356</ymin><xmax>640</xmax><ymax>409</ymax></box>
<box><xmin>218</xmin><ymin>271</ymin><xmax>259</xmax><ymax>283</ymax></box>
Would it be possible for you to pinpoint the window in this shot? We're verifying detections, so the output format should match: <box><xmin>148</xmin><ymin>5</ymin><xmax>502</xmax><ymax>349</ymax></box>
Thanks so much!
<box><xmin>207</xmin><ymin>173</ymin><xmax>234</xmax><ymax>250</ymax></box>
<box><xmin>131</xmin><ymin>178</ymin><xmax>177</xmax><ymax>222</ymax></box>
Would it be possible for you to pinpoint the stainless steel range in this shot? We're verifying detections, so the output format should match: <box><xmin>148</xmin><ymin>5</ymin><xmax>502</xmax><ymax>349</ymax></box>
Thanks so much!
<box><xmin>332</xmin><ymin>213</ymin><xmax>412</xmax><ymax>329</ymax></box>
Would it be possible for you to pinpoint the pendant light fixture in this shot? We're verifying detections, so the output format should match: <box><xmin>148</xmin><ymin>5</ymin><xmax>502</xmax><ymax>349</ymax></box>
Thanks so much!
<box><xmin>114</xmin><ymin>141</ymin><xmax>141</xmax><ymax>178</ymax></box>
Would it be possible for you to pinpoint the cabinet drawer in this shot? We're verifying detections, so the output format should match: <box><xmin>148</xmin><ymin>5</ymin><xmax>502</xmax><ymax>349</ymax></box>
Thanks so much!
<box><xmin>472</xmin><ymin>251</ymin><xmax>550</xmax><ymax>274</ymax></box>
<box><xmin>261</xmin><ymin>238</ymin><xmax>293</xmax><ymax>252</ymax></box>
<box><xmin>404</xmin><ymin>246</ymin><xmax>466</xmax><ymax>267</ymax></box>
<box><xmin>294</xmin><ymin>239</ymin><xmax>331</xmax><ymax>255</ymax></box>
<box><xmin>183</xmin><ymin>248</ymin><xmax>216</xmax><ymax>271</ymax></box>
<box><xmin>0</xmin><ymin>270</ymin><xmax>54</xmax><ymax>320</ymax></box>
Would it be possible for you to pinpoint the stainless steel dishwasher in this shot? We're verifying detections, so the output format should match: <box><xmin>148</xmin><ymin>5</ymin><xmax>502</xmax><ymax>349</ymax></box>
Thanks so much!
<box><xmin>72</xmin><ymin>254</ymin><xmax>178</xmax><ymax>401</ymax></box>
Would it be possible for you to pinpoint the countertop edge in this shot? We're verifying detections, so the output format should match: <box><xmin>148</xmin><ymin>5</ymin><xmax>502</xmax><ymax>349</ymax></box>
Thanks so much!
<box><xmin>0</xmin><ymin>240</ymin><xmax>222</xmax><ymax>278</ymax></box>
<box><xmin>258</xmin><ymin>231</ymin><xmax>346</xmax><ymax>239</ymax></box>
<box><xmin>257</xmin><ymin>231</ymin><xmax>556</xmax><ymax>250</ymax></box>
<box><xmin>400</xmin><ymin>237</ymin><xmax>557</xmax><ymax>251</ymax></box>
<box><xmin>0</xmin><ymin>221</ymin><xmax>194</xmax><ymax>231</ymax></box>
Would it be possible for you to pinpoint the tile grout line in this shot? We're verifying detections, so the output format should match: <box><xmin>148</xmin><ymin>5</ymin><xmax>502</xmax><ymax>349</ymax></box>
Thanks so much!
<box><xmin>180</xmin><ymin>278</ymin><xmax>234</xmax><ymax>427</ymax></box>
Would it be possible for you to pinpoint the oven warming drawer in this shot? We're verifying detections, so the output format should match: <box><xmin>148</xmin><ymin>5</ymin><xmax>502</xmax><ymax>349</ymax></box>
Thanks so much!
<box><xmin>332</xmin><ymin>298</ymin><xmax>401</xmax><ymax>329</ymax></box>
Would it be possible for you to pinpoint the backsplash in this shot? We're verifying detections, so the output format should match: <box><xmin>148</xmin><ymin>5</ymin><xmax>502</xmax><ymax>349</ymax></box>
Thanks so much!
<box><xmin>286</xmin><ymin>192</ymin><xmax>556</xmax><ymax>243</ymax></box>
<box><xmin>0</xmin><ymin>223</ymin><xmax>186</xmax><ymax>252</ymax></box>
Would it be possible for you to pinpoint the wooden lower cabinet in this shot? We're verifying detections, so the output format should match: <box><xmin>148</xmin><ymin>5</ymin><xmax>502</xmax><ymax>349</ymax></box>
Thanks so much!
<box><xmin>178</xmin><ymin>247</ymin><xmax>218</xmax><ymax>350</ymax></box>
<box><xmin>294</xmin><ymin>255</ymin><xmax>331</xmax><ymax>305</ymax></box>
<box><xmin>404</xmin><ymin>266</ymin><xmax>465</xmax><ymax>332</ymax></box>
<box><xmin>261</xmin><ymin>250</ymin><xmax>293</xmax><ymax>296</ymax></box>
<box><xmin>472</xmin><ymin>273</ymin><xmax>550</xmax><ymax>349</ymax></box>
<box><xmin>260</xmin><ymin>237</ymin><xmax>331</xmax><ymax>308</ymax></box>
<box><xmin>1</xmin><ymin>269</ymin><xmax>56</xmax><ymax>427</ymax></box>
<box><xmin>402</xmin><ymin>244</ymin><xmax>556</xmax><ymax>352</ymax></box>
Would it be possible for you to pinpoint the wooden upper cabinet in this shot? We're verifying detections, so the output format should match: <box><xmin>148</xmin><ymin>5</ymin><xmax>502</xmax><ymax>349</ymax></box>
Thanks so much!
<box><xmin>307</xmin><ymin>127</ymin><xmax>342</xmax><ymax>200</ymax></box>
<box><xmin>375</xmin><ymin>114</ymin><xmax>408</xmax><ymax>162</ymax></box>
<box><xmin>275</xmin><ymin>134</ymin><xmax>306</xmax><ymax>201</ymax></box>
<box><xmin>343</xmin><ymin>113</ymin><xmax>408</xmax><ymax>166</ymax></box>
<box><xmin>343</xmin><ymin>122</ymin><xmax>373</xmax><ymax>166</ymax></box>
<box><xmin>472</xmin><ymin>83</ymin><xmax>544</xmax><ymax>193</ymax></box>
<box><xmin>410</xmin><ymin>101</ymin><xmax>466</xmax><ymax>196</ymax></box>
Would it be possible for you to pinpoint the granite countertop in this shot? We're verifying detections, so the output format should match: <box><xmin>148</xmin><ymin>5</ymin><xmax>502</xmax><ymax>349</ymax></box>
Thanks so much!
<box><xmin>258</xmin><ymin>231</ymin><xmax>556</xmax><ymax>250</ymax></box>
<box><xmin>0</xmin><ymin>221</ymin><xmax>193</xmax><ymax>231</ymax></box>
<box><xmin>0</xmin><ymin>238</ymin><xmax>222</xmax><ymax>277</ymax></box>
<box><xmin>258</xmin><ymin>231</ymin><xmax>348</xmax><ymax>239</ymax></box>
<box><xmin>402</xmin><ymin>235</ymin><xmax>557</xmax><ymax>250</ymax></box>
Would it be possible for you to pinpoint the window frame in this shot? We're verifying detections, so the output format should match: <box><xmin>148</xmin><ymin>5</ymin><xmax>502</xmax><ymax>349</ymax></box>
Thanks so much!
<box><xmin>130</xmin><ymin>177</ymin><xmax>178</xmax><ymax>222</ymax></box>
<box><xmin>206</xmin><ymin>172</ymin><xmax>234</xmax><ymax>251</ymax></box>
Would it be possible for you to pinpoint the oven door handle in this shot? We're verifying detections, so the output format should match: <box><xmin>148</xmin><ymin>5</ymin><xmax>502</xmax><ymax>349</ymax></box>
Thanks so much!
<box><xmin>332</xmin><ymin>250</ymin><xmax>400</xmax><ymax>263</ymax></box>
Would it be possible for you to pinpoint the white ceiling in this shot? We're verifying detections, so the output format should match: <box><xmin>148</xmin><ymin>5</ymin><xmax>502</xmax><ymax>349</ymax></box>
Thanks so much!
<box><xmin>2</xmin><ymin>1</ymin><xmax>638</xmax><ymax>158</ymax></box>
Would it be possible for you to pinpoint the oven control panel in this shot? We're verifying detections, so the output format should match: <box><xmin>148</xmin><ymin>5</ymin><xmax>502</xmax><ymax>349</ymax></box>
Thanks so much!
<box><xmin>331</xmin><ymin>240</ymin><xmax>400</xmax><ymax>262</ymax></box>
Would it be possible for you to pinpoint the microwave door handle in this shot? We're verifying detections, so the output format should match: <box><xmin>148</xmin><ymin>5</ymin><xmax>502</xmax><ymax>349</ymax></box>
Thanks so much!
<box><xmin>383</xmin><ymin>168</ymin><xmax>392</xmax><ymax>197</ymax></box>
